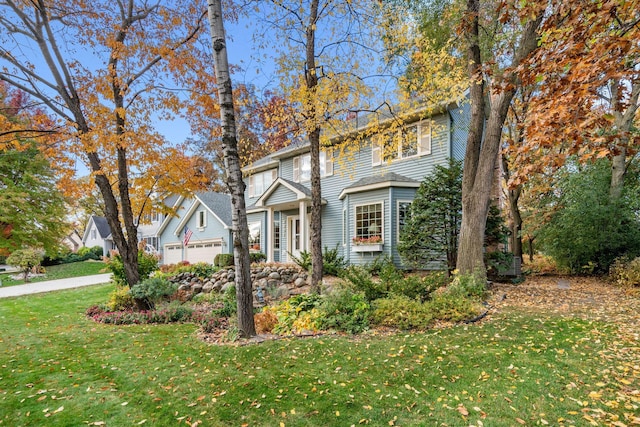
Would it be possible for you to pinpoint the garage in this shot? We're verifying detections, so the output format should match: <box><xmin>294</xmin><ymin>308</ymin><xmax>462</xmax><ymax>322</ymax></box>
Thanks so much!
<box><xmin>162</xmin><ymin>244</ymin><xmax>182</xmax><ymax>265</ymax></box>
<box><xmin>163</xmin><ymin>240</ymin><xmax>224</xmax><ymax>265</ymax></box>
<box><xmin>185</xmin><ymin>240</ymin><xmax>224</xmax><ymax>264</ymax></box>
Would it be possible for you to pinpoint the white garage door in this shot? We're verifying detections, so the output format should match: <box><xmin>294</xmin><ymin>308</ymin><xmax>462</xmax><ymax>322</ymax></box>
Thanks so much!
<box><xmin>163</xmin><ymin>244</ymin><xmax>182</xmax><ymax>265</ymax></box>
<box><xmin>185</xmin><ymin>240</ymin><xmax>223</xmax><ymax>264</ymax></box>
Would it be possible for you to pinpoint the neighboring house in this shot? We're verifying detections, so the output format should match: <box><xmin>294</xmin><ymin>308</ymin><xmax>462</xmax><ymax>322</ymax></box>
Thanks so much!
<box><xmin>62</xmin><ymin>229</ymin><xmax>83</xmax><ymax>253</ymax></box>
<box><xmin>157</xmin><ymin>192</ymin><xmax>233</xmax><ymax>265</ymax></box>
<box><xmin>82</xmin><ymin>216</ymin><xmax>115</xmax><ymax>256</ymax></box>
<box><xmin>243</xmin><ymin>98</ymin><xmax>469</xmax><ymax>267</ymax></box>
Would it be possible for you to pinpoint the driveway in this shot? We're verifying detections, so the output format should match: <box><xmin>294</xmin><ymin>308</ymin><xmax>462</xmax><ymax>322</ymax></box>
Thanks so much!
<box><xmin>0</xmin><ymin>273</ymin><xmax>112</xmax><ymax>298</ymax></box>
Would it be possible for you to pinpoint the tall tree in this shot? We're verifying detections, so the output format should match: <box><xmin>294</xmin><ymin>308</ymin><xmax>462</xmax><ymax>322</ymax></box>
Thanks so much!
<box><xmin>455</xmin><ymin>0</ymin><xmax>544</xmax><ymax>278</ymax></box>
<box><xmin>254</xmin><ymin>0</ymin><xmax>385</xmax><ymax>291</ymax></box>
<box><xmin>0</xmin><ymin>83</ymin><xmax>68</xmax><ymax>255</ymax></box>
<box><xmin>0</xmin><ymin>1</ymin><xmax>207</xmax><ymax>304</ymax></box>
<box><xmin>398</xmin><ymin>159</ymin><xmax>462</xmax><ymax>271</ymax></box>
<box><xmin>207</xmin><ymin>0</ymin><xmax>256</xmax><ymax>337</ymax></box>
<box><xmin>513</xmin><ymin>0</ymin><xmax>640</xmax><ymax>200</ymax></box>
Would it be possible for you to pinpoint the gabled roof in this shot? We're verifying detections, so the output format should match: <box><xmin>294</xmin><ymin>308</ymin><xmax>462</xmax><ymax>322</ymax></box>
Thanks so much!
<box><xmin>156</xmin><ymin>191</ymin><xmax>232</xmax><ymax>238</ymax></box>
<box><xmin>339</xmin><ymin>172</ymin><xmax>420</xmax><ymax>200</ymax></box>
<box><xmin>92</xmin><ymin>216</ymin><xmax>111</xmax><ymax>238</ymax></box>
<box><xmin>254</xmin><ymin>177</ymin><xmax>326</xmax><ymax>208</ymax></box>
<box><xmin>196</xmin><ymin>192</ymin><xmax>232</xmax><ymax>227</ymax></box>
<box><xmin>82</xmin><ymin>216</ymin><xmax>112</xmax><ymax>243</ymax></box>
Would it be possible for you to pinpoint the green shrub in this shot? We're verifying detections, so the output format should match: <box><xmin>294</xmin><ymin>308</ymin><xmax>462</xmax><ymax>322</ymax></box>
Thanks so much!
<box><xmin>214</xmin><ymin>253</ymin><xmax>234</xmax><ymax>267</ymax></box>
<box><xmin>365</xmin><ymin>254</ymin><xmax>395</xmax><ymax>276</ymax></box>
<box><xmin>250</xmin><ymin>252</ymin><xmax>267</xmax><ymax>263</ymax></box>
<box><xmin>389</xmin><ymin>271</ymin><xmax>449</xmax><ymax>302</ymax></box>
<box><xmin>322</xmin><ymin>245</ymin><xmax>347</xmax><ymax>276</ymax></box>
<box><xmin>289</xmin><ymin>250</ymin><xmax>312</xmax><ymax>271</ymax></box>
<box><xmin>186</xmin><ymin>262</ymin><xmax>217</xmax><ymax>278</ymax></box>
<box><xmin>339</xmin><ymin>265</ymin><xmax>386</xmax><ymax>302</ymax></box>
<box><xmin>426</xmin><ymin>291</ymin><xmax>483</xmax><ymax>322</ymax></box>
<box><xmin>371</xmin><ymin>296</ymin><xmax>433</xmax><ymax>330</ymax></box>
<box><xmin>129</xmin><ymin>276</ymin><xmax>178</xmax><ymax>309</ymax></box>
<box><xmin>610</xmin><ymin>256</ymin><xmax>640</xmax><ymax>287</ymax></box>
<box><xmin>448</xmin><ymin>272</ymin><xmax>487</xmax><ymax>300</ymax></box>
<box><xmin>105</xmin><ymin>250</ymin><xmax>159</xmax><ymax>286</ymax></box>
<box><xmin>318</xmin><ymin>288</ymin><xmax>370</xmax><ymax>333</ymax></box>
<box><xmin>107</xmin><ymin>286</ymin><xmax>136</xmax><ymax>311</ymax></box>
<box><xmin>211</xmin><ymin>285</ymin><xmax>237</xmax><ymax>318</ymax></box>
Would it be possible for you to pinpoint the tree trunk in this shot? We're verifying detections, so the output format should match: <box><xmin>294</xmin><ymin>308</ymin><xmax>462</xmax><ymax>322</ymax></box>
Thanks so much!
<box><xmin>305</xmin><ymin>0</ymin><xmax>323</xmax><ymax>292</ymax></box>
<box><xmin>501</xmin><ymin>154</ymin><xmax>523</xmax><ymax>259</ymax></box>
<box><xmin>207</xmin><ymin>0</ymin><xmax>256</xmax><ymax>337</ymax></box>
<box><xmin>609</xmin><ymin>79</ymin><xmax>639</xmax><ymax>200</ymax></box>
<box><xmin>457</xmin><ymin>2</ymin><xmax>543</xmax><ymax>278</ymax></box>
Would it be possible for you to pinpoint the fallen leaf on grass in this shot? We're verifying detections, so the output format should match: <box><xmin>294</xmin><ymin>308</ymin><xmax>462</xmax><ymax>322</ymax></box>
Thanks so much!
<box><xmin>457</xmin><ymin>405</ymin><xmax>469</xmax><ymax>416</ymax></box>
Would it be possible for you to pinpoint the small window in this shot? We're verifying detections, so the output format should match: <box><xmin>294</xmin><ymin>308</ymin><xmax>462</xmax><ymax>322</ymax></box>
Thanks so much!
<box><xmin>91</xmin><ymin>229</ymin><xmax>97</xmax><ymax>240</ymax></box>
<box><xmin>398</xmin><ymin>201</ymin><xmax>412</xmax><ymax>241</ymax></box>
<box><xmin>249</xmin><ymin>222</ymin><xmax>261</xmax><ymax>251</ymax></box>
<box><xmin>342</xmin><ymin>209</ymin><xmax>347</xmax><ymax>246</ymax></box>
<box><xmin>197</xmin><ymin>210</ymin><xmax>206</xmax><ymax>228</ymax></box>
<box><xmin>354</xmin><ymin>203</ymin><xmax>383</xmax><ymax>244</ymax></box>
<box><xmin>273</xmin><ymin>220</ymin><xmax>280</xmax><ymax>250</ymax></box>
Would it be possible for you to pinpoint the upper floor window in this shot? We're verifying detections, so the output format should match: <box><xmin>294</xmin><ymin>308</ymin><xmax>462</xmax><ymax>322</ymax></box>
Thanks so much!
<box><xmin>372</xmin><ymin>120</ymin><xmax>431</xmax><ymax>165</ymax></box>
<box><xmin>293</xmin><ymin>150</ymin><xmax>333</xmax><ymax>182</ymax></box>
<box><xmin>196</xmin><ymin>210</ymin><xmax>206</xmax><ymax>228</ymax></box>
<box><xmin>91</xmin><ymin>229</ymin><xmax>97</xmax><ymax>240</ymax></box>
<box><xmin>248</xmin><ymin>169</ymin><xmax>277</xmax><ymax>198</ymax></box>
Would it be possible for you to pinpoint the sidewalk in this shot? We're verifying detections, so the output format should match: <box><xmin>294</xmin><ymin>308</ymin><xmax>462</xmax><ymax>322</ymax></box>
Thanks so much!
<box><xmin>0</xmin><ymin>273</ymin><xmax>112</xmax><ymax>299</ymax></box>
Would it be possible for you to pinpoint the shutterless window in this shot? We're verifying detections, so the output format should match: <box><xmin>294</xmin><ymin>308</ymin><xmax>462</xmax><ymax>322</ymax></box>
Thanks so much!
<box><xmin>249</xmin><ymin>222</ymin><xmax>261</xmax><ymax>251</ymax></box>
<box><xmin>273</xmin><ymin>220</ymin><xmax>280</xmax><ymax>250</ymax></box>
<box><xmin>197</xmin><ymin>210</ymin><xmax>206</xmax><ymax>228</ymax></box>
<box><xmin>398</xmin><ymin>201</ymin><xmax>412</xmax><ymax>241</ymax></box>
<box><xmin>355</xmin><ymin>203</ymin><xmax>383</xmax><ymax>240</ymax></box>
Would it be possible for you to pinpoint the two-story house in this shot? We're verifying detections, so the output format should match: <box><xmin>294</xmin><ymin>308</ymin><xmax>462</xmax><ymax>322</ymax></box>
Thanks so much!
<box><xmin>244</xmin><ymin>99</ymin><xmax>469</xmax><ymax>267</ymax></box>
<box><xmin>156</xmin><ymin>98</ymin><xmax>468</xmax><ymax>267</ymax></box>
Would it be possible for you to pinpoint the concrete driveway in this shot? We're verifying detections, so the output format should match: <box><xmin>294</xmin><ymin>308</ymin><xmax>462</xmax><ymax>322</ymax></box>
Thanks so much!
<box><xmin>0</xmin><ymin>273</ymin><xmax>112</xmax><ymax>299</ymax></box>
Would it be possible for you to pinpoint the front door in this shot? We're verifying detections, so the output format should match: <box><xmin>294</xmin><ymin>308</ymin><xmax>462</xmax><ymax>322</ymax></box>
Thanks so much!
<box><xmin>288</xmin><ymin>216</ymin><xmax>301</xmax><ymax>260</ymax></box>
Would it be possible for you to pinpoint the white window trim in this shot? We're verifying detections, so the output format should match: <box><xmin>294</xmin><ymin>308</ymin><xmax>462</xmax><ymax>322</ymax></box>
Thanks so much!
<box><xmin>293</xmin><ymin>150</ymin><xmax>333</xmax><ymax>183</ymax></box>
<box><xmin>342</xmin><ymin>208</ymin><xmax>347</xmax><ymax>246</ymax></box>
<box><xmin>248</xmin><ymin>169</ymin><xmax>277</xmax><ymax>198</ymax></box>
<box><xmin>197</xmin><ymin>210</ymin><xmax>207</xmax><ymax>229</ymax></box>
<box><xmin>397</xmin><ymin>200</ymin><xmax>412</xmax><ymax>242</ymax></box>
<box><xmin>353</xmin><ymin>201</ymin><xmax>384</xmax><ymax>242</ymax></box>
<box><xmin>372</xmin><ymin>120</ymin><xmax>432</xmax><ymax>166</ymax></box>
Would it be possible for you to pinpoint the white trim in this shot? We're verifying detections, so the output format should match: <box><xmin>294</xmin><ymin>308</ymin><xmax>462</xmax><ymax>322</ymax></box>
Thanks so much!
<box><xmin>371</xmin><ymin>119</ymin><xmax>432</xmax><ymax>166</ymax></box>
<box><xmin>173</xmin><ymin>196</ymin><xmax>231</xmax><ymax>237</ymax></box>
<box><xmin>353</xmin><ymin>201</ymin><xmax>384</xmax><ymax>244</ymax></box>
<box><xmin>156</xmin><ymin>195</ymin><xmax>185</xmax><ymax>236</ymax></box>
<box><xmin>256</xmin><ymin>177</ymin><xmax>308</xmax><ymax>206</ymax></box>
<box><xmin>196</xmin><ymin>209</ymin><xmax>207</xmax><ymax>229</ymax></box>
<box><xmin>339</xmin><ymin>181</ymin><xmax>420</xmax><ymax>200</ymax></box>
<box><xmin>293</xmin><ymin>151</ymin><xmax>333</xmax><ymax>183</ymax></box>
<box><xmin>266</xmin><ymin>208</ymin><xmax>274</xmax><ymax>262</ymax></box>
<box><xmin>342</xmin><ymin>208</ymin><xmax>347</xmax><ymax>247</ymax></box>
<box><xmin>396</xmin><ymin>200</ymin><xmax>412</xmax><ymax>243</ymax></box>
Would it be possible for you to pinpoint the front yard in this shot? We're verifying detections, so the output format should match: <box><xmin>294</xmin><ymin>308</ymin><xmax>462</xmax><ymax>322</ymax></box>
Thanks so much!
<box><xmin>0</xmin><ymin>277</ymin><xmax>638</xmax><ymax>426</ymax></box>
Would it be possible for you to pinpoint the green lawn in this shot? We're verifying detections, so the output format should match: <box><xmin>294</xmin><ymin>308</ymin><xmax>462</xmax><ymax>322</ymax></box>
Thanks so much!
<box><xmin>0</xmin><ymin>261</ymin><xmax>107</xmax><ymax>287</ymax></box>
<box><xmin>0</xmin><ymin>284</ymin><xmax>638</xmax><ymax>426</ymax></box>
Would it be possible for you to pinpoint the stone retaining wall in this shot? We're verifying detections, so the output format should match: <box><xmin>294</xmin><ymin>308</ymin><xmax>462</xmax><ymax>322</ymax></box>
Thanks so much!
<box><xmin>169</xmin><ymin>265</ymin><xmax>310</xmax><ymax>300</ymax></box>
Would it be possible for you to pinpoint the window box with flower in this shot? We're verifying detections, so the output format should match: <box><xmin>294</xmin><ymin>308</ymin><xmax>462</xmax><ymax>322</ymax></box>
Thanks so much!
<box><xmin>352</xmin><ymin>235</ymin><xmax>383</xmax><ymax>252</ymax></box>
